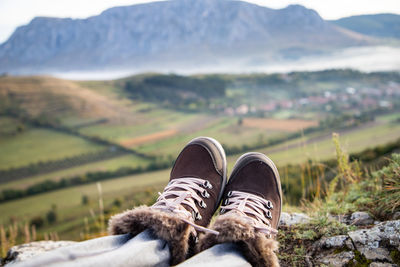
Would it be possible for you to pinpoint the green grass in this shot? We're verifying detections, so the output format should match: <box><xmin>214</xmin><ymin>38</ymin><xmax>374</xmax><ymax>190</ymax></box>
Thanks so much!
<box><xmin>0</xmin><ymin>154</ymin><xmax>150</xmax><ymax>190</ymax></box>
<box><xmin>0</xmin><ymin>128</ymin><xmax>105</xmax><ymax>169</ymax></box>
<box><xmin>0</xmin><ymin>116</ymin><xmax>22</xmax><ymax>135</ymax></box>
<box><xmin>377</xmin><ymin>112</ymin><xmax>400</xmax><ymax>123</ymax></box>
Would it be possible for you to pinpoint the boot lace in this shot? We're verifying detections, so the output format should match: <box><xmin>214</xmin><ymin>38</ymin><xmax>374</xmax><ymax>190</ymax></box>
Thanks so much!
<box><xmin>151</xmin><ymin>177</ymin><xmax>218</xmax><ymax>236</ymax></box>
<box><xmin>220</xmin><ymin>191</ymin><xmax>278</xmax><ymax>237</ymax></box>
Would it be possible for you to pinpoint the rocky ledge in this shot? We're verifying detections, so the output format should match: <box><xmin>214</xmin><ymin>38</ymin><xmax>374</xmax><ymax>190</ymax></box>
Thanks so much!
<box><xmin>312</xmin><ymin>220</ymin><xmax>400</xmax><ymax>266</ymax></box>
<box><xmin>279</xmin><ymin>212</ymin><xmax>400</xmax><ymax>267</ymax></box>
<box><xmin>2</xmin><ymin>241</ymin><xmax>76</xmax><ymax>265</ymax></box>
<box><xmin>2</xmin><ymin>212</ymin><xmax>399</xmax><ymax>266</ymax></box>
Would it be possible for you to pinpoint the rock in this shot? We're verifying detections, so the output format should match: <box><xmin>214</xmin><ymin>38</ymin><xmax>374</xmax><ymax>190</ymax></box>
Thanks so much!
<box><xmin>4</xmin><ymin>240</ymin><xmax>76</xmax><ymax>265</ymax></box>
<box><xmin>317</xmin><ymin>251</ymin><xmax>355</xmax><ymax>267</ymax></box>
<box><xmin>393</xmin><ymin>212</ymin><xmax>400</xmax><ymax>220</ymax></box>
<box><xmin>369</xmin><ymin>263</ymin><xmax>398</xmax><ymax>267</ymax></box>
<box><xmin>316</xmin><ymin>235</ymin><xmax>354</xmax><ymax>250</ymax></box>
<box><xmin>279</xmin><ymin>212</ymin><xmax>311</xmax><ymax>226</ymax></box>
<box><xmin>350</xmin><ymin>211</ymin><xmax>374</xmax><ymax>226</ymax></box>
<box><xmin>348</xmin><ymin>220</ymin><xmax>400</xmax><ymax>262</ymax></box>
<box><xmin>327</xmin><ymin>213</ymin><xmax>355</xmax><ymax>225</ymax></box>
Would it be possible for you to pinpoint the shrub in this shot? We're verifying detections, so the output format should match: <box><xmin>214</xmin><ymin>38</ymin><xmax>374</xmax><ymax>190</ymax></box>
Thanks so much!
<box><xmin>82</xmin><ymin>195</ymin><xmax>89</xmax><ymax>205</ymax></box>
<box><xmin>30</xmin><ymin>216</ymin><xmax>44</xmax><ymax>229</ymax></box>
<box><xmin>46</xmin><ymin>206</ymin><xmax>57</xmax><ymax>224</ymax></box>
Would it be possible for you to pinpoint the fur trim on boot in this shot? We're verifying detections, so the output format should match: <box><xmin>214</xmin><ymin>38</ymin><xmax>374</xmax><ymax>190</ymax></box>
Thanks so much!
<box><xmin>197</xmin><ymin>213</ymin><xmax>280</xmax><ymax>267</ymax></box>
<box><xmin>108</xmin><ymin>206</ymin><xmax>192</xmax><ymax>265</ymax></box>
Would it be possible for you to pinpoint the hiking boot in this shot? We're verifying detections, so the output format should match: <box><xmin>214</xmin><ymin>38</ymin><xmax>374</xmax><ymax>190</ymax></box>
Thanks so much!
<box><xmin>221</xmin><ymin>152</ymin><xmax>282</xmax><ymax>230</ymax></box>
<box><xmin>108</xmin><ymin>137</ymin><xmax>227</xmax><ymax>265</ymax></box>
<box><xmin>197</xmin><ymin>152</ymin><xmax>281</xmax><ymax>267</ymax></box>
<box><xmin>164</xmin><ymin>136</ymin><xmax>228</xmax><ymax>227</ymax></box>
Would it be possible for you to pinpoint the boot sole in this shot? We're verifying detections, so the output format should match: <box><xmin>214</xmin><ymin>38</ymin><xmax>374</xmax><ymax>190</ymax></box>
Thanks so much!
<box><xmin>230</xmin><ymin>152</ymin><xmax>282</xmax><ymax>227</ymax></box>
<box><xmin>186</xmin><ymin>136</ymin><xmax>227</xmax><ymax>214</ymax></box>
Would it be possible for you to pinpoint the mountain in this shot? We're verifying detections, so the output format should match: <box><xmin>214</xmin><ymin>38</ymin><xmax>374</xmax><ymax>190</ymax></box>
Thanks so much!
<box><xmin>331</xmin><ymin>14</ymin><xmax>400</xmax><ymax>39</ymax></box>
<box><xmin>0</xmin><ymin>0</ymin><xmax>371</xmax><ymax>74</ymax></box>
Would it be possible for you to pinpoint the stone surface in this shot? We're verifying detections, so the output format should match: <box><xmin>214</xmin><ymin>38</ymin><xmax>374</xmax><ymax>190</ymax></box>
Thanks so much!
<box><xmin>328</xmin><ymin>214</ymin><xmax>351</xmax><ymax>224</ymax></box>
<box><xmin>279</xmin><ymin>212</ymin><xmax>311</xmax><ymax>226</ymax></box>
<box><xmin>3</xmin><ymin>240</ymin><xmax>76</xmax><ymax>265</ymax></box>
<box><xmin>317</xmin><ymin>235</ymin><xmax>354</xmax><ymax>250</ymax></box>
<box><xmin>393</xmin><ymin>212</ymin><xmax>400</xmax><ymax>220</ymax></box>
<box><xmin>317</xmin><ymin>251</ymin><xmax>355</xmax><ymax>267</ymax></box>
<box><xmin>348</xmin><ymin>220</ymin><xmax>400</xmax><ymax>262</ymax></box>
<box><xmin>350</xmin><ymin>211</ymin><xmax>374</xmax><ymax>226</ymax></box>
<box><xmin>369</xmin><ymin>263</ymin><xmax>398</xmax><ymax>267</ymax></box>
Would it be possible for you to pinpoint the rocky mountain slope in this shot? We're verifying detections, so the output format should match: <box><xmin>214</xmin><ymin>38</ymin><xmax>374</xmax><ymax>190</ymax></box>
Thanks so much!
<box><xmin>0</xmin><ymin>0</ymin><xmax>371</xmax><ymax>74</ymax></box>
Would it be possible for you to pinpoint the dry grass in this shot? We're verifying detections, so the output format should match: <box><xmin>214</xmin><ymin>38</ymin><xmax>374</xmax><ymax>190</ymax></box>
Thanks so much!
<box><xmin>0</xmin><ymin>222</ymin><xmax>59</xmax><ymax>258</ymax></box>
<box><xmin>120</xmin><ymin>129</ymin><xmax>178</xmax><ymax>147</ymax></box>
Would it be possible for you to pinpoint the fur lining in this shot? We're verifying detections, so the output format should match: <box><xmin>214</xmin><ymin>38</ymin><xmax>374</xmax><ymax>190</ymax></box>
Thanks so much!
<box><xmin>197</xmin><ymin>213</ymin><xmax>280</xmax><ymax>267</ymax></box>
<box><xmin>108</xmin><ymin>206</ymin><xmax>192</xmax><ymax>265</ymax></box>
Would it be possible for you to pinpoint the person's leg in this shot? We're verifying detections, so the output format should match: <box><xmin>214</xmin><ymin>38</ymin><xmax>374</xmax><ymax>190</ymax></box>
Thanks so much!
<box><xmin>10</xmin><ymin>229</ymin><xmax>170</xmax><ymax>267</ymax></box>
<box><xmin>196</xmin><ymin>152</ymin><xmax>282</xmax><ymax>267</ymax></box>
<box><xmin>177</xmin><ymin>243</ymin><xmax>251</xmax><ymax>267</ymax></box>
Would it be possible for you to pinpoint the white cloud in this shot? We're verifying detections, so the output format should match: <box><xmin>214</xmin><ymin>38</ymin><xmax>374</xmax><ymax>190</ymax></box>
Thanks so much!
<box><xmin>1</xmin><ymin>0</ymin><xmax>399</xmax><ymax>43</ymax></box>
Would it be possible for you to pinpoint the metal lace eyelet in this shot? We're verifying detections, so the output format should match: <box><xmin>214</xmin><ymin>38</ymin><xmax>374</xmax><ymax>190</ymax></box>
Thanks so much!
<box><xmin>227</xmin><ymin>191</ymin><xmax>233</xmax><ymax>197</ymax></box>
<box><xmin>220</xmin><ymin>208</ymin><xmax>225</xmax><ymax>214</ymax></box>
<box><xmin>201</xmin><ymin>190</ymin><xmax>210</xmax><ymax>198</ymax></box>
<box><xmin>265</xmin><ymin>210</ymin><xmax>272</xmax><ymax>219</ymax></box>
<box><xmin>224</xmin><ymin>199</ymin><xmax>229</xmax><ymax>205</ymax></box>
<box><xmin>200</xmin><ymin>200</ymin><xmax>207</xmax><ymax>208</ymax></box>
<box><xmin>192</xmin><ymin>210</ymin><xmax>196</xmax><ymax>220</ymax></box>
<box><xmin>196</xmin><ymin>212</ymin><xmax>202</xmax><ymax>221</ymax></box>
<box><xmin>266</xmin><ymin>201</ymin><xmax>273</xmax><ymax>209</ymax></box>
<box><xmin>203</xmin><ymin>181</ymin><xmax>212</xmax><ymax>189</ymax></box>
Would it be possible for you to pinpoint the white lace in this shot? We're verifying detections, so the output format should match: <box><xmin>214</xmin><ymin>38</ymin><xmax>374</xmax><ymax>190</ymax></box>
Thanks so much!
<box><xmin>151</xmin><ymin>177</ymin><xmax>219</xmax><ymax>236</ymax></box>
<box><xmin>220</xmin><ymin>191</ymin><xmax>278</xmax><ymax>236</ymax></box>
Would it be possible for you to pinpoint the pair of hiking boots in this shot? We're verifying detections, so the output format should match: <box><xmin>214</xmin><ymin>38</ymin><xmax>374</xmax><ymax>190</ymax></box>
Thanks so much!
<box><xmin>109</xmin><ymin>137</ymin><xmax>282</xmax><ymax>266</ymax></box>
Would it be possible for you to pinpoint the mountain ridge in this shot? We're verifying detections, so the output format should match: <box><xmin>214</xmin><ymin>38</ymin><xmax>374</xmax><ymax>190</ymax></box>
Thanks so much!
<box><xmin>331</xmin><ymin>13</ymin><xmax>400</xmax><ymax>39</ymax></box>
<box><xmin>0</xmin><ymin>0</ymin><xmax>372</xmax><ymax>74</ymax></box>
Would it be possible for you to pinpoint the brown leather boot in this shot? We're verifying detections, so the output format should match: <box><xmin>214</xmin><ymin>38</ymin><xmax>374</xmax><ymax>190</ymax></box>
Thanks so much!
<box><xmin>197</xmin><ymin>152</ymin><xmax>282</xmax><ymax>267</ymax></box>
<box><xmin>108</xmin><ymin>137</ymin><xmax>227</xmax><ymax>265</ymax></box>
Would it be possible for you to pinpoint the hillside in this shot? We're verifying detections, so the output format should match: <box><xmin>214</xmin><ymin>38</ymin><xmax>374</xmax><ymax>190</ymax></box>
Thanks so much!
<box><xmin>0</xmin><ymin>0</ymin><xmax>372</xmax><ymax>74</ymax></box>
<box><xmin>0</xmin><ymin>76</ymin><xmax>130</xmax><ymax>122</ymax></box>
<box><xmin>332</xmin><ymin>13</ymin><xmax>400</xmax><ymax>39</ymax></box>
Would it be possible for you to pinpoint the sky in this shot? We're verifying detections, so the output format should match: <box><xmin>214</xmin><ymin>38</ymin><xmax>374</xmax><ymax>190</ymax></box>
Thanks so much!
<box><xmin>0</xmin><ymin>0</ymin><xmax>399</xmax><ymax>43</ymax></box>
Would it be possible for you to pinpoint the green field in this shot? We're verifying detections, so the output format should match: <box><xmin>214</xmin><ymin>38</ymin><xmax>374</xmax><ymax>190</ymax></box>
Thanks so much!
<box><xmin>255</xmin><ymin>122</ymin><xmax>400</xmax><ymax>166</ymax></box>
<box><xmin>0</xmin><ymin>154</ymin><xmax>150</xmax><ymax>190</ymax></box>
<box><xmin>1</xmin><ymin>120</ymin><xmax>399</xmax><ymax>240</ymax></box>
<box><xmin>0</xmin><ymin>127</ymin><xmax>105</xmax><ymax>169</ymax></box>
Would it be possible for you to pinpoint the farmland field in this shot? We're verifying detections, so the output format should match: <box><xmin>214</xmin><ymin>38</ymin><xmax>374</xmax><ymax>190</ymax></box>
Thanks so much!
<box><xmin>0</xmin><ymin>127</ymin><xmax>105</xmax><ymax>169</ymax></box>
<box><xmin>254</xmin><ymin>121</ymin><xmax>400</xmax><ymax>166</ymax></box>
<box><xmin>0</xmin><ymin>154</ymin><xmax>150</xmax><ymax>190</ymax></box>
<box><xmin>1</xmin><ymin>120</ymin><xmax>398</xmax><ymax>240</ymax></box>
<box><xmin>1</xmin><ymin>70</ymin><xmax>400</xmax><ymax>242</ymax></box>
<box><xmin>242</xmin><ymin>118</ymin><xmax>318</xmax><ymax>132</ymax></box>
